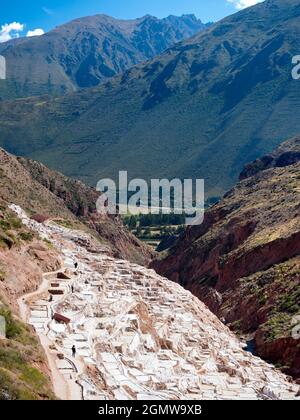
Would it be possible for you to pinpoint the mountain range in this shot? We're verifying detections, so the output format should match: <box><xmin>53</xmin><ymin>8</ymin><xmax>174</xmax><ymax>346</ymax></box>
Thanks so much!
<box><xmin>0</xmin><ymin>14</ymin><xmax>208</xmax><ymax>99</ymax></box>
<box><xmin>0</xmin><ymin>0</ymin><xmax>300</xmax><ymax>199</ymax></box>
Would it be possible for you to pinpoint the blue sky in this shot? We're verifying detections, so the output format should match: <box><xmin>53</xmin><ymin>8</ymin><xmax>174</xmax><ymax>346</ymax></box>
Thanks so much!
<box><xmin>0</xmin><ymin>0</ymin><xmax>264</xmax><ymax>42</ymax></box>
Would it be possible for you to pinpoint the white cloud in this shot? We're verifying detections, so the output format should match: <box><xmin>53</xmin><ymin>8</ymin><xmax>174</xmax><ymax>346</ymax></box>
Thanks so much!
<box><xmin>0</xmin><ymin>22</ymin><xmax>24</xmax><ymax>43</ymax></box>
<box><xmin>227</xmin><ymin>0</ymin><xmax>264</xmax><ymax>10</ymax></box>
<box><xmin>27</xmin><ymin>28</ymin><xmax>45</xmax><ymax>37</ymax></box>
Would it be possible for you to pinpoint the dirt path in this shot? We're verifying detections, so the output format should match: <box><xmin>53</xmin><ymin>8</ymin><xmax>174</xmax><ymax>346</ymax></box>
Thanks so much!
<box><xmin>18</xmin><ymin>269</ymin><xmax>83</xmax><ymax>400</ymax></box>
<box><xmin>18</xmin><ymin>274</ymin><xmax>52</xmax><ymax>323</ymax></box>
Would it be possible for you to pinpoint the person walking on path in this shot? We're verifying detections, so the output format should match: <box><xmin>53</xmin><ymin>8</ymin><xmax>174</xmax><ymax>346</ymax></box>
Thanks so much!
<box><xmin>72</xmin><ymin>345</ymin><xmax>76</xmax><ymax>358</ymax></box>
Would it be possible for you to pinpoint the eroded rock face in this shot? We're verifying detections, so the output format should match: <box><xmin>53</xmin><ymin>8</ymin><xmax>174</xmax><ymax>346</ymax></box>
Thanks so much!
<box><xmin>152</xmin><ymin>138</ymin><xmax>300</xmax><ymax>379</ymax></box>
<box><xmin>10</xmin><ymin>204</ymin><xmax>300</xmax><ymax>400</ymax></box>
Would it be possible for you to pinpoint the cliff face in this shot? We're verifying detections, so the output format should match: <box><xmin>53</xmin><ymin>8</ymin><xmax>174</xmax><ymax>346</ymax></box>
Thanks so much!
<box><xmin>153</xmin><ymin>137</ymin><xmax>300</xmax><ymax>379</ymax></box>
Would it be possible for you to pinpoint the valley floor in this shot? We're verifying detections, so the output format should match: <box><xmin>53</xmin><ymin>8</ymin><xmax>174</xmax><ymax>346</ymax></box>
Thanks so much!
<box><xmin>11</xmin><ymin>204</ymin><xmax>300</xmax><ymax>400</ymax></box>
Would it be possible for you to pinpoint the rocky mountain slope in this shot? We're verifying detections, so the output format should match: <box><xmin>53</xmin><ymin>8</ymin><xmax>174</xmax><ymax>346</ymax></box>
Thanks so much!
<box><xmin>0</xmin><ymin>201</ymin><xmax>61</xmax><ymax>310</ymax></box>
<box><xmin>0</xmin><ymin>148</ymin><xmax>152</xmax><ymax>265</ymax></box>
<box><xmin>0</xmin><ymin>148</ymin><xmax>151</xmax><ymax>399</ymax></box>
<box><xmin>0</xmin><ymin>14</ymin><xmax>208</xmax><ymax>99</ymax></box>
<box><xmin>0</xmin><ymin>203</ymin><xmax>59</xmax><ymax>399</ymax></box>
<box><xmin>9</xmin><ymin>204</ymin><xmax>300</xmax><ymax>400</ymax></box>
<box><xmin>240</xmin><ymin>135</ymin><xmax>300</xmax><ymax>179</ymax></box>
<box><xmin>1</xmin><ymin>0</ymin><xmax>300</xmax><ymax>198</ymax></box>
<box><xmin>152</xmin><ymin>136</ymin><xmax>300</xmax><ymax>379</ymax></box>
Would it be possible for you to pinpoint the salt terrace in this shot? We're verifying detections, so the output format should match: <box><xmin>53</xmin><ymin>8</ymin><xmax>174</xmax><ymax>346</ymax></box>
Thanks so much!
<box><xmin>10</xmin><ymin>204</ymin><xmax>300</xmax><ymax>401</ymax></box>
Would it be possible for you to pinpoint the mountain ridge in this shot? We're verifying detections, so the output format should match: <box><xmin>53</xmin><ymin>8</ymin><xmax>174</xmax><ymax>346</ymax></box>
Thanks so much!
<box><xmin>0</xmin><ymin>13</ymin><xmax>208</xmax><ymax>99</ymax></box>
<box><xmin>0</xmin><ymin>0</ymin><xmax>300</xmax><ymax>198</ymax></box>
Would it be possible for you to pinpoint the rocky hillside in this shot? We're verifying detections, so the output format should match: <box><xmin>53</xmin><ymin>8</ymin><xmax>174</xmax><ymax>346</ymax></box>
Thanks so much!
<box><xmin>0</xmin><ymin>203</ymin><xmax>59</xmax><ymax>400</ymax></box>
<box><xmin>0</xmin><ymin>201</ymin><xmax>61</xmax><ymax>309</ymax></box>
<box><xmin>240</xmin><ymin>136</ymin><xmax>300</xmax><ymax>180</ymax></box>
<box><xmin>0</xmin><ymin>14</ymin><xmax>208</xmax><ymax>99</ymax></box>
<box><xmin>1</xmin><ymin>0</ymin><xmax>300</xmax><ymax>197</ymax></box>
<box><xmin>0</xmin><ymin>148</ymin><xmax>152</xmax><ymax>265</ymax></box>
<box><xmin>153</xmin><ymin>136</ymin><xmax>300</xmax><ymax>379</ymax></box>
<box><xmin>0</xmin><ymin>148</ymin><xmax>151</xmax><ymax>400</ymax></box>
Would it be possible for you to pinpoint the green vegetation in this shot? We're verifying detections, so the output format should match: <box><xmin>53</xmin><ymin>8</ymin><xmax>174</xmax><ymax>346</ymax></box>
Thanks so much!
<box><xmin>262</xmin><ymin>313</ymin><xmax>293</xmax><ymax>342</ymax></box>
<box><xmin>53</xmin><ymin>219</ymin><xmax>75</xmax><ymax>229</ymax></box>
<box><xmin>241</xmin><ymin>261</ymin><xmax>300</xmax><ymax>343</ymax></box>
<box><xmin>123</xmin><ymin>213</ymin><xmax>185</xmax><ymax>249</ymax></box>
<box><xmin>0</xmin><ymin>1</ymin><xmax>298</xmax><ymax>200</ymax></box>
<box><xmin>0</xmin><ymin>15</ymin><xmax>207</xmax><ymax>100</ymax></box>
<box><xmin>0</xmin><ymin>215</ymin><xmax>22</xmax><ymax>231</ymax></box>
<box><xmin>0</xmin><ymin>206</ymin><xmax>35</xmax><ymax>249</ymax></box>
<box><xmin>124</xmin><ymin>213</ymin><xmax>186</xmax><ymax>228</ymax></box>
<box><xmin>258</xmin><ymin>283</ymin><xmax>300</xmax><ymax>343</ymax></box>
<box><xmin>0</xmin><ymin>307</ymin><xmax>22</xmax><ymax>340</ymax></box>
<box><xmin>277</xmin><ymin>285</ymin><xmax>300</xmax><ymax>315</ymax></box>
<box><xmin>19</xmin><ymin>232</ymin><xmax>34</xmax><ymax>242</ymax></box>
<box><xmin>0</xmin><ymin>232</ymin><xmax>15</xmax><ymax>249</ymax></box>
<box><xmin>0</xmin><ymin>302</ymin><xmax>55</xmax><ymax>400</ymax></box>
<box><xmin>0</xmin><ymin>368</ymin><xmax>39</xmax><ymax>400</ymax></box>
<box><xmin>43</xmin><ymin>238</ymin><xmax>54</xmax><ymax>249</ymax></box>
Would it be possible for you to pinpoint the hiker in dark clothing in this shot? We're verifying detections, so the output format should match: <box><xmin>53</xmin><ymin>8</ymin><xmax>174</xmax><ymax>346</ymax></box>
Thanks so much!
<box><xmin>72</xmin><ymin>345</ymin><xmax>76</xmax><ymax>358</ymax></box>
<box><xmin>49</xmin><ymin>295</ymin><xmax>53</xmax><ymax>302</ymax></box>
<box><xmin>74</xmin><ymin>262</ymin><xmax>78</xmax><ymax>270</ymax></box>
<box><xmin>71</xmin><ymin>285</ymin><xmax>74</xmax><ymax>294</ymax></box>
